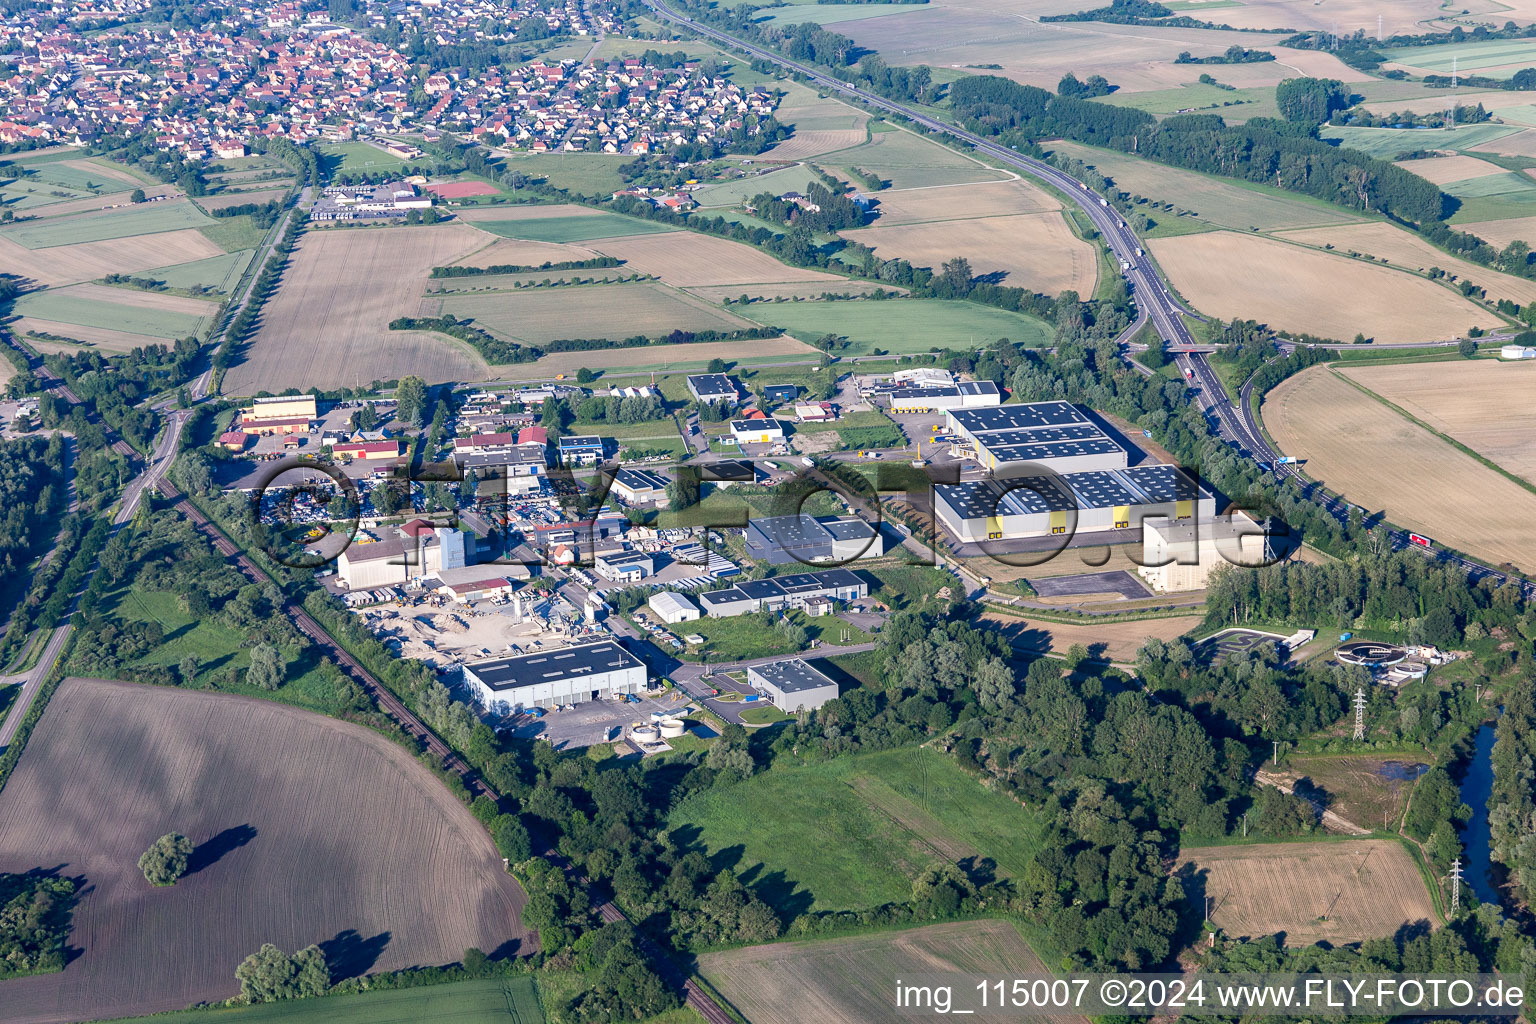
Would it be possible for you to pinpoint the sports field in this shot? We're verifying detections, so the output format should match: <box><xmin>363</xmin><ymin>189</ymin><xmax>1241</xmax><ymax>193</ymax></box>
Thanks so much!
<box><xmin>1338</xmin><ymin>358</ymin><xmax>1536</xmax><ymax>485</ymax></box>
<box><xmin>101</xmin><ymin>977</ymin><xmax>544</xmax><ymax>1024</ymax></box>
<box><xmin>1264</xmin><ymin>365</ymin><xmax>1536</xmax><ymax>570</ymax></box>
<box><xmin>669</xmin><ymin>746</ymin><xmax>1040</xmax><ymax>913</ymax></box>
<box><xmin>0</xmin><ymin>678</ymin><xmax>530</xmax><ymax>1024</ymax></box>
<box><xmin>1276</xmin><ymin>221</ymin><xmax>1536</xmax><ymax>308</ymax></box>
<box><xmin>457</xmin><ymin>205</ymin><xmax>676</xmax><ymax>243</ymax></box>
<box><xmin>436</xmin><ymin>281</ymin><xmax>754</xmax><ymax>346</ymax></box>
<box><xmin>1148</xmin><ymin>232</ymin><xmax>1501</xmax><ymax>342</ymax></box>
<box><xmin>224</xmin><ymin>223</ymin><xmax>489</xmax><ymax>393</ymax></box>
<box><xmin>699</xmin><ymin>921</ymin><xmax>1074</xmax><ymax>1024</ymax></box>
<box><xmin>743</xmin><ymin>297</ymin><xmax>1053</xmax><ymax>354</ymax></box>
<box><xmin>1</xmin><ymin>199</ymin><xmax>212</xmax><ymax>248</ymax></box>
<box><xmin>317</xmin><ymin>141</ymin><xmax>412</xmax><ymax>175</ymax></box>
<box><xmin>1175</xmin><ymin>840</ymin><xmax>1435</xmax><ymax>945</ymax></box>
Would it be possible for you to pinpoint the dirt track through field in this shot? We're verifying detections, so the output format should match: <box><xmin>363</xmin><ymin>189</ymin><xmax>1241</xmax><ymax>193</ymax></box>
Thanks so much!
<box><xmin>0</xmin><ymin>678</ymin><xmax>531</xmax><ymax>1024</ymax></box>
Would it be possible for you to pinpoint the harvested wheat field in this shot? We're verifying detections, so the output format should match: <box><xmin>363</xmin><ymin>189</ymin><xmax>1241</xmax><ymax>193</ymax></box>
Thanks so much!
<box><xmin>1339</xmin><ymin>359</ymin><xmax>1536</xmax><ymax>484</ymax></box>
<box><xmin>1265</xmin><ymin>365</ymin><xmax>1536</xmax><ymax>570</ymax></box>
<box><xmin>1175</xmin><ymin>840</ymin><xmax>1435</xmax><ymax>945</ymax></box>
<box><xmin>861</xmin><ymin>179</ymin><xmax>1058</xmax><ymax>225</ymax></box>
<box><xmin>586</xmin><ymin>231</ymin><xmax>847</xmax><ymax>288</ymax></box>
<box><xmin>11</xmin><ymin>318</ymin><xmax>186</xmax><ymax>354</ymax></box>
<box><xmin>980</xmin><ymin>610</ymin><xmax>1202</xmax><ymax>663</ymax></box>
<box><xmin>759</xmin><ymin>128</ymin><xmax>867</xmax><ymax>160</ymax></box>
<box><xmin>24</xmin><ymin>184</ymin><xmax>179</xmax><ymax>220</ymax></box>
<box><xmin>1149</xmin><ymin>232</ymin><xmax>1500</xmax><ymax>342</ymax></box>
<box><xmin>452</xmin><ymin>235</ymin><xmax>598</xmax><ymax>268</ymax></box>
<box><xmin>1456</xmin><ymin>213</ymin><xmax>1536</xmax><ymax>250</ymax></box>
<box><xmin>1277</xmin><ymin>221</ymin><xmax>1536</xmax><ymax>308</ymax></box>
<box><xmin>699</xmin><ymin>920</ymin><xmax>1080</xmax><ymax>1024</ymax></box>
<box><xmin>1395</xmin><ymin>153</ymin><xmax>1511</xmax><ymax>185</ymax></box>
<box><xmin>438</xmin><ymin>281</ymin><xmax>754</xmax><ymax>345</ymax></box>
<box><xmin>845</xmin><ymin>211</ymin><xmax>1097</xmax><ymax>295</ymax></box>
<box><xmin>195</xmin><ymin>187</ymin><xmax>290</xmax><ymax>211</ymax></box>
<box><xmin>0</xmin><ymin>678</ymin><xmax>531</xmax><ymax>1024</ymax></box>
<box><xmin>223</xmin><ymin>223</ymin><xmax>488</xmax><ymax>393</ymax></box>
<box><xmin>62</xmin><ymin>281</ymin><xmax>221</xmax><ymax>317</ymax></box>
<box><xmin>452</xmin><ymin>202</ymin><xmax>601</xmax><ymax>223</ymax></box>
<box><xmin>1472</xmin><ymin>126</ymin><xmax>1536</xmax><ymax>158</ymax></box>
<box><xmin>0</xmin><ymin>229</ymin><xmax>227</xmax><ymax>287</ymax></box>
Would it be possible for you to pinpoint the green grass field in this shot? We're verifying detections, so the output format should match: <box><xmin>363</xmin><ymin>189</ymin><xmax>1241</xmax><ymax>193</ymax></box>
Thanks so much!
<box><xmin>1050</xmin><ymin>139</ymin><xmax>1365</xmax><ymax>233</ymax></box>
<box><xmin>755</xmin><ymin>3</ymin><xmax>928</xmax><ymax>24</ymax></box>
<box><xmin>1321</xmin><ymin>123</ymin><xmax>1519</xmax><ymax>159</ymax></box>
<box><xmin>663</xmin><ymin>609</ymin><xmax>871</xmax><ymax>661</ymax></box>
<box><xmin>744</xmin><ymin>298</ymin><xmax>1051</xmax><ymax>354</ymax></box>
<box><xmin>100</xmin><ymin>977</ymin><xmax>544</xmax><ymax>1024</ymax></box>
<box><xmin>668</xmin><ymin>746</ymin><xmax>1041</xmax><ymax>913</ymax></box>
<box><xmin>2</xmin><ymin>200</ymin><xmax>213</xmax><ymax>248</ymax></box>
<box><xmin>472</xmin><ymin>212</ymin><xmax>676</xmax><ymax>243</ymax></box>
<box><xmin>318</xmin><ymin>141</ymin><xmax>413</xmax><ymax>175</ymax></box>
<box><xmin>439</xmin><ymin>281</ymin><xmax>746</xmax><ymax>346</ymax></box>
<box><xmin>825</xmin><ymin>128</ymin><xmax>1008</xmax><ymax>189</ymax></box>
<box><xmin>148</xmin><ymin>249</ymin><xmax>256</xmax><ymax>293</ymax></box>
<box><xmin>1440</xmin><ymin>170</ymin><xmax>1536</xmax><ymax>199</ymax></box>
<box><xmin>693</xmin><ymin>165</ymin><xmax>828</xmax><ymax>208</ymax></box>
<box><xmin>512</xmin><ymin>153</ymin><xmax>633</xmax><ymax>198</ymax></box>
<box><xmin>12</xmin><ymin>289</ymin><xmax>208</xmax><ymax>338</ymax></box>
<box><xmin>23</xmin><ymin>161</ymin><xmax>132</xmax><ymax>194</ymax></box>
<box><xmin>1098</xmin><ymin>82</ymin><xmax>1279</xmax><ymax>120</ymax></box>
<box><xmin>88</xmin><ymin>588</ymin><xmax>346</xmax><ymax>714</ymax></box>
<box><xmin>1381</xmin><ymin>38</ymin><xmax>1536</xmax><ymax>76</ymax></box>
<box><xmin>0</xmin><ymin>181</ymin><xmax>96</xmax><ymax>211</ymax></box>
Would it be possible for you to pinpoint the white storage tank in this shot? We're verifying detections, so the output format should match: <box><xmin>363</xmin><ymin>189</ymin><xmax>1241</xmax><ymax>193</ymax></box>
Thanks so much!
<box><xmin>659</xmin><ymin>718</ymin><xmax>686</xmax><ymax>738</ymax></box>
<box><xmin>632</xmin><ymin>724</ymin><xmax>660</xmax><ymax>744</ymax></box>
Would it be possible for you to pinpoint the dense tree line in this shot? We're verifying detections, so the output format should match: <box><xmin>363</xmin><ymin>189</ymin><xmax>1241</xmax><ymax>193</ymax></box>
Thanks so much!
<box><xmin>209</xmin><ymin>200</ymin><xmax>284</xmax><ymax>229</ymax></box>
<box><xmin>216</xmin><ymin>212</ymin><xmax>306</xmax><ymax>378</ymax></box>
<box><xmin>0</xmin><ymin>434</ymin><xmax>67</xmax><ymax>623</ymax></box>
<box><xmin>387</xmin><ymin>315</ymin><xmax>538</xmax><ymax>364</ymax></box>
<box><xmin>1489</xmin><ymin>676</ymin><xmax>1536</xmax><ymax>904</ymax></box>
<box><xmin>1041</xmin><ymin>0</ymin><xmax>1279</xmax><ymax>31</ymax></box>
<box><xmin>1175</xmin><ymin>46</ymin><xmax>1274</xmax><ymax>64</ymax></box>
<box><xmin>0</xmin><ymin>872</ymin><xmax>76</xmax><ymax>978</ymax></box>
<box><xmin>948</xmin><ymin>74</ymin><xmax>1445</xmax><ymax>225</ymax></box>
<box><xmin>429</xmin><ymin>257</ymin><xmax>622</xmax><ymax>278</ymax></box>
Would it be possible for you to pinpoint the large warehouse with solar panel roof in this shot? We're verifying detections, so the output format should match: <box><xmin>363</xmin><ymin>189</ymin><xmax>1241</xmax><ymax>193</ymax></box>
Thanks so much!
<box><xmin>934</xmin><ymin>402</ymin><xmax>1216</xmax><ymax>542</ymax></box>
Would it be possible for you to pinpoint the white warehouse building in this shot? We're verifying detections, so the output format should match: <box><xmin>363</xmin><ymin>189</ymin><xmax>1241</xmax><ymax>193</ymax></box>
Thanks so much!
<box><xmin>648</xmin><ymin>591</ymin><xmax>700</xmax><ymax>623</ymax></box>
<box><xmin>946</xmin><ymin>402</ymin><xmax>1128</xmax><ymax>474</ymax></box>
<box><xmin>934</xmin><ymin>464</ymin><xmax>1215</xmax><ymax>543</ymax></box>
<box><xmin>887</xmin><ymin>380</ymin><xmax>1001</xmax><ymax>414</ymax></box>
<box><xmin>464</xmin><ymin>640</ymin><xmax>647</xmax><ymax>713</ymax></box>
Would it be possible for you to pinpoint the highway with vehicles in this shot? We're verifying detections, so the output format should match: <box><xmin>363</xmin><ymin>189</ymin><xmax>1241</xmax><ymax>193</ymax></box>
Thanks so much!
<box><xmin>643</xmin><ymin>0</ymin><xmax>1536</xmax><ymax>597</ymax></box>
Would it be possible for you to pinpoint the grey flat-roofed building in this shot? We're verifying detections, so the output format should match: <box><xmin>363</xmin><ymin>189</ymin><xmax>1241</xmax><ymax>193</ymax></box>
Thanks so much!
<box><xmin>698</xmin><ymin>568</ymin><xmax>868</xmax><ymax>617</ymax></box>
<box><xmin>946</xmin><ymin>401</ymin><xmax>1127</xmax><ymax>474</ymax></box>
<box><xmin>935</xmin><ymin>466</ymin><xmax>1215</xmax><ymax>542</ymax></box>
<box><xmin>595</xmin><ymin>550</ymin><xmax>654</xmax><ymax>582</ymax></box>
<box><xmin>748</xmin><ymin>658</ymin><xmax>839</xmax><ymax>712</ymax></box>
<box><xmin>464</xmin><ymin>640</ymin><xmax>646</xmax><ymax>711</ymax></box>
<box><xmin>612</xmin><ymin>468</ymin><xmax>670</xmax><ymax>506</ymax></box>
<box><xmin>744</xmin><ymin>514</ymin><xmax>881</xmax><ymax>565</ymax></box>
<box><xmin>687</xmin><ymin>373</ymin><xmax>739</xmax><ymax>404</ymax></box>
<box><xmin>887</xmin><ymin>380</ymin><xmax>1002</xmax><ymax>413</ymax></box>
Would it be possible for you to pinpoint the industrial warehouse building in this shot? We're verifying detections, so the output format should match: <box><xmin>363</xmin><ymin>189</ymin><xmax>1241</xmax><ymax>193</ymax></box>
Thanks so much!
<box><xmin>464</xmin><ymin>640</ymin><xmax>647</xmax><ymax>712</ymax></box>
<box><xmin>611</xmin><ymin>468</ymin><xmax>670</xmax><ymax>506</ymax></box>
<box><xmin>648</xmin><ymin>591</ymin><xmax>700</xmax><ymax>623</ymax></box>
<box><xmin>748</xmin><ymin>658</ymin><xmax>839</xmax><ymax>712</ymax></box>
<box><xmin>698</xmin><ymin>568</ymin><xmax>868</xmax><ymax>617</ymax></box>
<box><xmin>337</xmin><ymin>523</ymin><xmax>472</xmax><ymax>590</ymax></box>
<box><xmin>730</xmin><ymin>418</ymin><xmax>784</xmax><ymax>445</ymax></box>
<box><xmin>239</xmin><ymin>394</ymin><xmax>317</xmax><ymax>434</ymax></box>
<box><xmin>946</xmin><ymin>402</ymin><xmax>1127</xmax><ymax>474</ymax></box>
<box><xmin>935</xmin><ymin>464</ymin><xmax>1215</xmax><ymax>542</ymax></box>
<box><xmin>744</xmin><ymin>514</ymin><xmax>884</xmax><ymax>565</ymax></box>
<box><xmin>1138</xmin><ymin>511</ymin><xmax>1281</xmax><ymax>593</ymax></box>
<box><xmin>887</xmin><ymin>380</ymin><xmax>1001</xmax><ymax>414</ymax></box>
<box><xmin>595</xmin><ymin>550</ymin><xmax>654</xmax><ymax>583</ymax></box>
<box><xmin>687</xmin><ymin>373</ymin><xmax>740</xmax><ymax>404</ymax></box>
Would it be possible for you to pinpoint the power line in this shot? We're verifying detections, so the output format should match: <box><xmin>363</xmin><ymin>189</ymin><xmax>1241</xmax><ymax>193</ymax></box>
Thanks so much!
<box><xmin>1353</xmin><ymin>687</ymin><xmax>1367</xmax><ymax>741</ymax></box>
<box><xmin>1450</xmin><ymin>856</ymin><xmax>1463</xmax><ymax>914</ymax></box>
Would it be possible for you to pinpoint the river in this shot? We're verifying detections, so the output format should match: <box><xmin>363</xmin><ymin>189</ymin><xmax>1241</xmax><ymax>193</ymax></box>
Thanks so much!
<box><xmin>1457</xmin><ymin>720</ymin><xmax>1501</xmax><ymax>906</ymax></box>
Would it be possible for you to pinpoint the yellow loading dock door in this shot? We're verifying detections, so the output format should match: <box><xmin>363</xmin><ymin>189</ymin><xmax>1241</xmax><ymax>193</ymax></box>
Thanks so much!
<box><xmin>987</xmin><ymin>516</ymin><xmax>1003</xmax><ymax>540</ymax></box>
<box><xmin>1176</xmin><ymin>499</ymin><xmax>1193</xmax><ymax>520</ymax></box>
<box><xmin>1050</xmin><ymin>510</ymin><xmax>1067</xmax><ymax>535</ymax></box>
<box><xmin>1113</xmin><ymin>504</ymin><xmax>1130</xmax><ymax>529</ymax></box>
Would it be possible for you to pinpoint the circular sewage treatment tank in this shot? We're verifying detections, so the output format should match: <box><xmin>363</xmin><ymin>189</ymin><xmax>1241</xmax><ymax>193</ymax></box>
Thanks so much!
<box><xmin>632</xmin><ymin>725</ymin><xmax>660</xmax><ymax>744</ymax></box>
<box><xmin>1336</xmin><ymin>640</ymin><xmax>1407</xmax><ymax>668</ymax></box>
<box><xmin>659</xmin><ymin>718</ymin><xmax>686</xmax><ymax>738</ymax></box>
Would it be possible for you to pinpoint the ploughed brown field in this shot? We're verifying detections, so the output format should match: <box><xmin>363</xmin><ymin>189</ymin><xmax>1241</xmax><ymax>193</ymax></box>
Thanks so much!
<box><xmin>0</xmin><ymin>678</ymin><xmax>531</xmax><ymax>1024</ymax></box>
<box><xmin>1175</xmin><ymin>839</ymin><xmax>1436</xmax><ymax>946</ymax></box>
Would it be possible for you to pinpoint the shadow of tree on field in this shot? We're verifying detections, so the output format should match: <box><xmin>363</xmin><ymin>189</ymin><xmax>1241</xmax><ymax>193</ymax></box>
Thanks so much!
<box><xmin>321</xmin><ymin>928</ymin><xmax>391</xmax><ymax>982</ymax></box>
<box><xmin>184</xmin><ymin>824</ymin><xmax>257</xmax><ymax>877</ymax></box>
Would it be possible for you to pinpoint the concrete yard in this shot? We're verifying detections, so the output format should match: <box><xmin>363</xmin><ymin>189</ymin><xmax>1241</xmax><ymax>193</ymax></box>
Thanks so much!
<box><xmin>1027</xmin><ymin>570</ymin><xmax>1150</xmax><ymax>601</ymax></box>
<box><xmin>510</xmin><ymin>688</ymin><xmax>693</xmax><ymax>750</ymax></box>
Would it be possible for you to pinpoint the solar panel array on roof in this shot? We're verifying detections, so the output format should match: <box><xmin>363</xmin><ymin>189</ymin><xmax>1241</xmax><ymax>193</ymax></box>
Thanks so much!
<box><xmin>934</xmin><ymin>478</ymin><xmax>1076</xmax><ymax>519</ymax></box>
<box><xmin>951</xmin><ymin>402</ymin><xmax>1086</xmax><ymax>432</ymax></box>
<box><xmin>984</xmin><ymin>437</ymin><xmax>1124</xmax><ymax>465</ymax></box>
